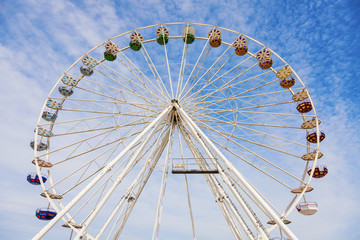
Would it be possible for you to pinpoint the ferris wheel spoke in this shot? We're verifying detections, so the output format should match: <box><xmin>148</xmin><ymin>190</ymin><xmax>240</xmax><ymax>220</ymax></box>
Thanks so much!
<box><xmin>59</xmin><ymin>107</ymin><xmax>157</xmax><ymax>117</ymax></box>
<box><xmin>32</xmin><ymin>107</ymin><xmax>172</xmax><ymax>240</ymax></box>
<box><xmin>188</xmin><ymin>105</ymin><xmax>310</xmax><ymax>130</ymax></box>
<box><xmin>48</xmin><ymin>142</ymin><xmax>121</xmax><ymax>192</ymax></box>
<box><xmin>66</xmin><ymin>180</ymin><xmax>110</xmax><ymax>226</ymax></box>
<box><xmin>196</xmin><ymin>118</ymin><xmax>308</xmax><ymax>158</ymax></box>
<box><xmin>129</xmin><ymin>35</ymin><xmax>172</xmax><ymax>100</ymax></box>
<box><xmin>58</xmin><ymin>97</ymin><xmax>121</xmax><ymax>116</ymax></box>
<box><xmin>227</xmin><ymin>172</ymin><xmax>282</xmax><ymax>218</ymax></box>
<box><xmin>181</xmin><ymin>42</ymin><xmax>234</xmax><ymax>102</ymax></box>
<box><xmin>193</xmin><ymin>120</ymin><xmax>306</xmax><ymax>184</ymax></box>
<box><xmin>38</xmin><ymin>113</ymin><xmax>121</xmax><ymax>128</ymax></box>
<box><xmin>189</xmin><ymin>102</ymin><xmax>297</xmax><ymax>128</ymax></box>
<box><xmin>49</xmin><ymin>134</ymin><xmax>145</xmax><ymax>171</ymax></box>
<box><xmin>37</xmin><ymin>128</ymin><xmax>115</xmax><ymax>159</ymax></box>
<box><xmin>188</xmin><ymin>76</ymin><xmax>282</xmax><ymax>112</ymax></box>
<box><xmin>175</xmin><ymin>24</ymin><xmax>190</xmax><ymax>99</ymax></box>
<box><xmin>178</xmin><ymin>113</ymin><xmax>271</xmax><ymax>239</ymax></box>
<box><xmin>57</xmin><ymin>109</ymin><xmax>155</xmax><ymax>122</ymax></box>
<box><xmin>137</xmin><ymin>46</ymin><xmax>171</xmax><ymax>101</ymax></box>
<box><xmin>82</xmin><ymin>76</ymin><xmax>160</xmax><ymax>107</ymax></box>
<box><xmin>211</xmin><ymin>135</ymin><xmax>301</xmax><ymax>188</ymax></box>
<box><xmin>235</xmin><ymin>110</ymin><xmax>315</xmax><ymax>118</ymax></box>
<box><xmin>235</xmin><ymin>110</ymin><xmax>295</xmax><ymax>129</ymax></box>
<box><xmin>183</xmin><ymin>54</ymin><xmax>255</xmax><ymax>104</ymax></box>
<box><xmin>186</xmin><ymin>67</ymin><xmax>280</xmax><ymax>109</ymax></box>
<box><xmin>52</xmin><ymin>95</ymin><xmax>160</xmax><ymax>111</ymax></box>
<box><xmin>160</xmin><ymin>30</ymin><xmax>175</xmax><ymax>99</ymax></box>
<box><xmin>53</xmin><ymin>98</ymin><xmax>158</xmax><ymax>112</ymax></box>
<box><xmin>76</xmin><ymin>79</ymin><xmax>160</xmax><ymax>108</ymax></box>
<box><xmin>221</xmin><ymin>199</ymin><xmax>248</xmax><ymax>240</ymax></box>
<box><xmin>58</xmin><ymin>167</ymin><xmax>105</xmax><ymax>197</ymax></box>
<box><xmin>51</xmin><ymin>122</ymin><xmax>156</xmax><ymax>166</ymax></box>
<box><xmin>52</xmin><ymin>97</ymin><xmax>160</xmax><ymax>111</ymax></box>
<box><xmin>225</xmin><ymin>87</ymin><xmax>300</xmax><ymax>102</ymax></box>
<box><xmin>152</xmin><ymin>125</ymin><xmax>174</xmax><ymax>240</ymax></box>
<box><xmin>219</xmin><ymin>88</ymin><xmax>300</xmax><ymax>109</ymax></box>
<box><xmin>196</xmin><ymin>112</ymin><xmax>302</xmax><ymax>130</ymax></box>
<box><xmin>178</xmin><ymin>35</ymin><xmax>211</xmax><ymax>100</ymax></box>
<box><xmin>98</xmin><ymin>127</ymin><xmax>171</xmax><ymax>240</ymax></box>
<box><xmin>74</xmin><ymin>114</ymin><xmax>170</xmax><ymax>239</ymax></box>
<box><xmin>96</xmin><ymin>61</ymin><xmax>166</xmax><ymax>104</ymax></box>
<box><xmin>48</xmin><ymin>133</ymin><xmax>139</xmax><ymax>196</ymax></box>
<box><xmin>200</xmin><ymin>118</ymin><xmax>302</xmax><ymax>130</ymax></box>
<box><xmin>54</xmin><ymin>112</ymin><xmax>143</xmax><ymax>136</ymax></box>
<box><xmin>76</xmin><ymin>80</ymin><xmax>127</xmax><ymax>101</ymax></box>
<box><xmin>52</xmin><ymin>125</ymin><xmax>120</xmax><ymax>137</ymax></box>
<box><xmin>189</xmin><ymin>114</ymin><xmax>305</xmax><ymax>182</ymax></box>
<box><xmin>186</xmin><ymin>62</ymin><xmax>283</xmax><ymax>106</ymax></box>
<box><xmin>240</xmin><ymin>101</ymin><xmax>295</xmax><ymax>112</ymax></box>
<box><xmin>37</xmin><ymin>115</ymin><xmax>151</xmax><ymax>160</ymax></box>
<box><xmin>64</xmin><ymin>153</ymin><xmax>134</xmax><ymax>227</ymax></box>
<box><xmin>178</xmin><ymin>125</ymin><xmax>252</xmax><ymax>239</ymax></box>
<box><xmin>177</xmin><ymin>105</ymin><xmax>299</xmax><ymax>240</ymax></box>
<box><xmin>176</xmin><ymin>126</ymin><xmax>197</xmax><ymax>239</ymax></box>
<box><xmin>219</xmin><ymin>171</ymin><xmax>272</xmax><ymax>239</ymax></box>
<box><xmin>108</xmin><ymin>133</ymin><xmax>173</xmax><ymax>240</ymax></box>
<box><xmin>233</xmin><ymin>123</ymin><xmax>308</xmax><ymax>151</ymax></box>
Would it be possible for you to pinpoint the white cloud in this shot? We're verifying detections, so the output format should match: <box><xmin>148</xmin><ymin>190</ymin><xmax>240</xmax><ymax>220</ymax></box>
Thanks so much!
<box><xmin>1</xmin><ymin>0</ymin><xmax>359</xmax><ymax>239</ymax></box>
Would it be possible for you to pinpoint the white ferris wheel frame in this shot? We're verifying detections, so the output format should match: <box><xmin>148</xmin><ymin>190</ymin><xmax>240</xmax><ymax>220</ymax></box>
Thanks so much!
<box><xmin>31</xmin><ymin>22</ymin><xmax>323</xmax><ymax>240</ymax></box>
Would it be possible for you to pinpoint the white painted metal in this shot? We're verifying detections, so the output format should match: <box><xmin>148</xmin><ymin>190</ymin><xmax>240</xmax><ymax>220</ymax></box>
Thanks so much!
<box><xmin>179</xmin><ymin>125</ymin><xmax>253</xmax><ymax>240</ymax></box>
<box><xmin>95</xmin><ymin>127</ymin><xmax>171</xmax><ymax>239</ymax></box>
<box><xmin>176</xmin><ymin>105</ymin><xmax>298</xmax><ymax>240</ymax></box>
<box><xmin>31</xmin><ymin>23</ymin><xmax>323</xmax><ymax>239</ymax></box>
<box><xmin>152</xmin><ymin>125</ymin><xmax>174</xmax><ymax>240</ymax></box>
<box><xmin>177</xmin><ymin>111</ymin><xmax>269</xmax><ymax>239</ymax></box>
<box><xmin>73</xmin><ymin>110</ymin><xmax>169</xmax><ymax>239</ymax></box>
<box><xmin>176</xmin><ymin>127</ymin><xmax>197</xmax><ymax>240</ymax></box>
<box><xmin>110</xmin><ymin>129</ymin><xmax>172</xmax><ymax>240</ymax></box>
<box><xmin>32</xmin><ymin>106</ymin><xmax>171</xmax><ymax>240</ymax></box>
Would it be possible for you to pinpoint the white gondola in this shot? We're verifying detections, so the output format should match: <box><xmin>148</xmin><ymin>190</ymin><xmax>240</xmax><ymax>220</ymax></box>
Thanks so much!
<box><xmin>296</xmin><ymin>202</ymin><xmax>318</xmax><ymax>215</ymax></box>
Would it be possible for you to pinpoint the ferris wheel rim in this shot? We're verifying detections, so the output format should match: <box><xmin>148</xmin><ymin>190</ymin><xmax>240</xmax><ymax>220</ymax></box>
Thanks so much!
<box><xmin>31</xmin><ymin>22</ymin><xmax>323</xmax><ymax>240</ymax></box>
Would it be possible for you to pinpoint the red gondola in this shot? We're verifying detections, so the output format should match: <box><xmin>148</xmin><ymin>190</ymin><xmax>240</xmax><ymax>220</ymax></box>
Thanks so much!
<box><xmin>307</xmin><ymin>165</ymin><xmax>328</xmax><ymax>178</ymax></box>
<box><xmin>306</xmin><ymin>131</ymin><xmax>326</xmax><ymax>143</ymax></box>
<box><xmin>296</xmin><ymin>102</ymin><xmax>312</xmax><ymax>113</ymax></box>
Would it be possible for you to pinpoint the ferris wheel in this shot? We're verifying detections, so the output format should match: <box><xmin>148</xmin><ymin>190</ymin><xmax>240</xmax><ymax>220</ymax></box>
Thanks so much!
<box><xmin>28</xmin><ymin>22</ymin><xmax>327</xmax><ymax>240</ymax></box>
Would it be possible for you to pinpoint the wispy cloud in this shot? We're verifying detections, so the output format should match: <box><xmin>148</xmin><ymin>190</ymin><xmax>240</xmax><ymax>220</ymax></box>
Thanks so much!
<box><xmin>1</xmin><ymin>0</ymin><xmax>359</xmax><ymax>239</ymax></box>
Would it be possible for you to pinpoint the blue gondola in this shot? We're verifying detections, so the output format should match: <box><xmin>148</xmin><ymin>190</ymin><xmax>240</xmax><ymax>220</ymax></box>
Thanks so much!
<box><xmin>27</xmin><ymin>172</ymin><xmax>47</xmax><ymax>185</ymax></box>
<box><xmin>42</xmin><ymin>111</ymin><xmax>57</xmax><ymax>122</ymax></box>
<box><xmin>30</xmin><ymin>140</ymin><xmax>48</xmax><ymax>151</ymax></box>
<box><xmin>35</xmin><ymin>208</ymin><xmax>57</xmax><ymax>220</ymax></box>
<box><xmin>80</xmin><ymin>66</ymin><xmax>94</xmax><ymax>76</ymax></box>
<box><xmin>58</xmin><ymin>86</ymin><xmax>74</xmax><ymax>96</ymax></box>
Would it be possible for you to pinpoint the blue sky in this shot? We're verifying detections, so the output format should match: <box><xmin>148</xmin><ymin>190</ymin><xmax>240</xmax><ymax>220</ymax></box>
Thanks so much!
<box><xmin>1</xmin><ymin>0</ymin><xmax>360</xmax><ymax>239</ymax></box>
